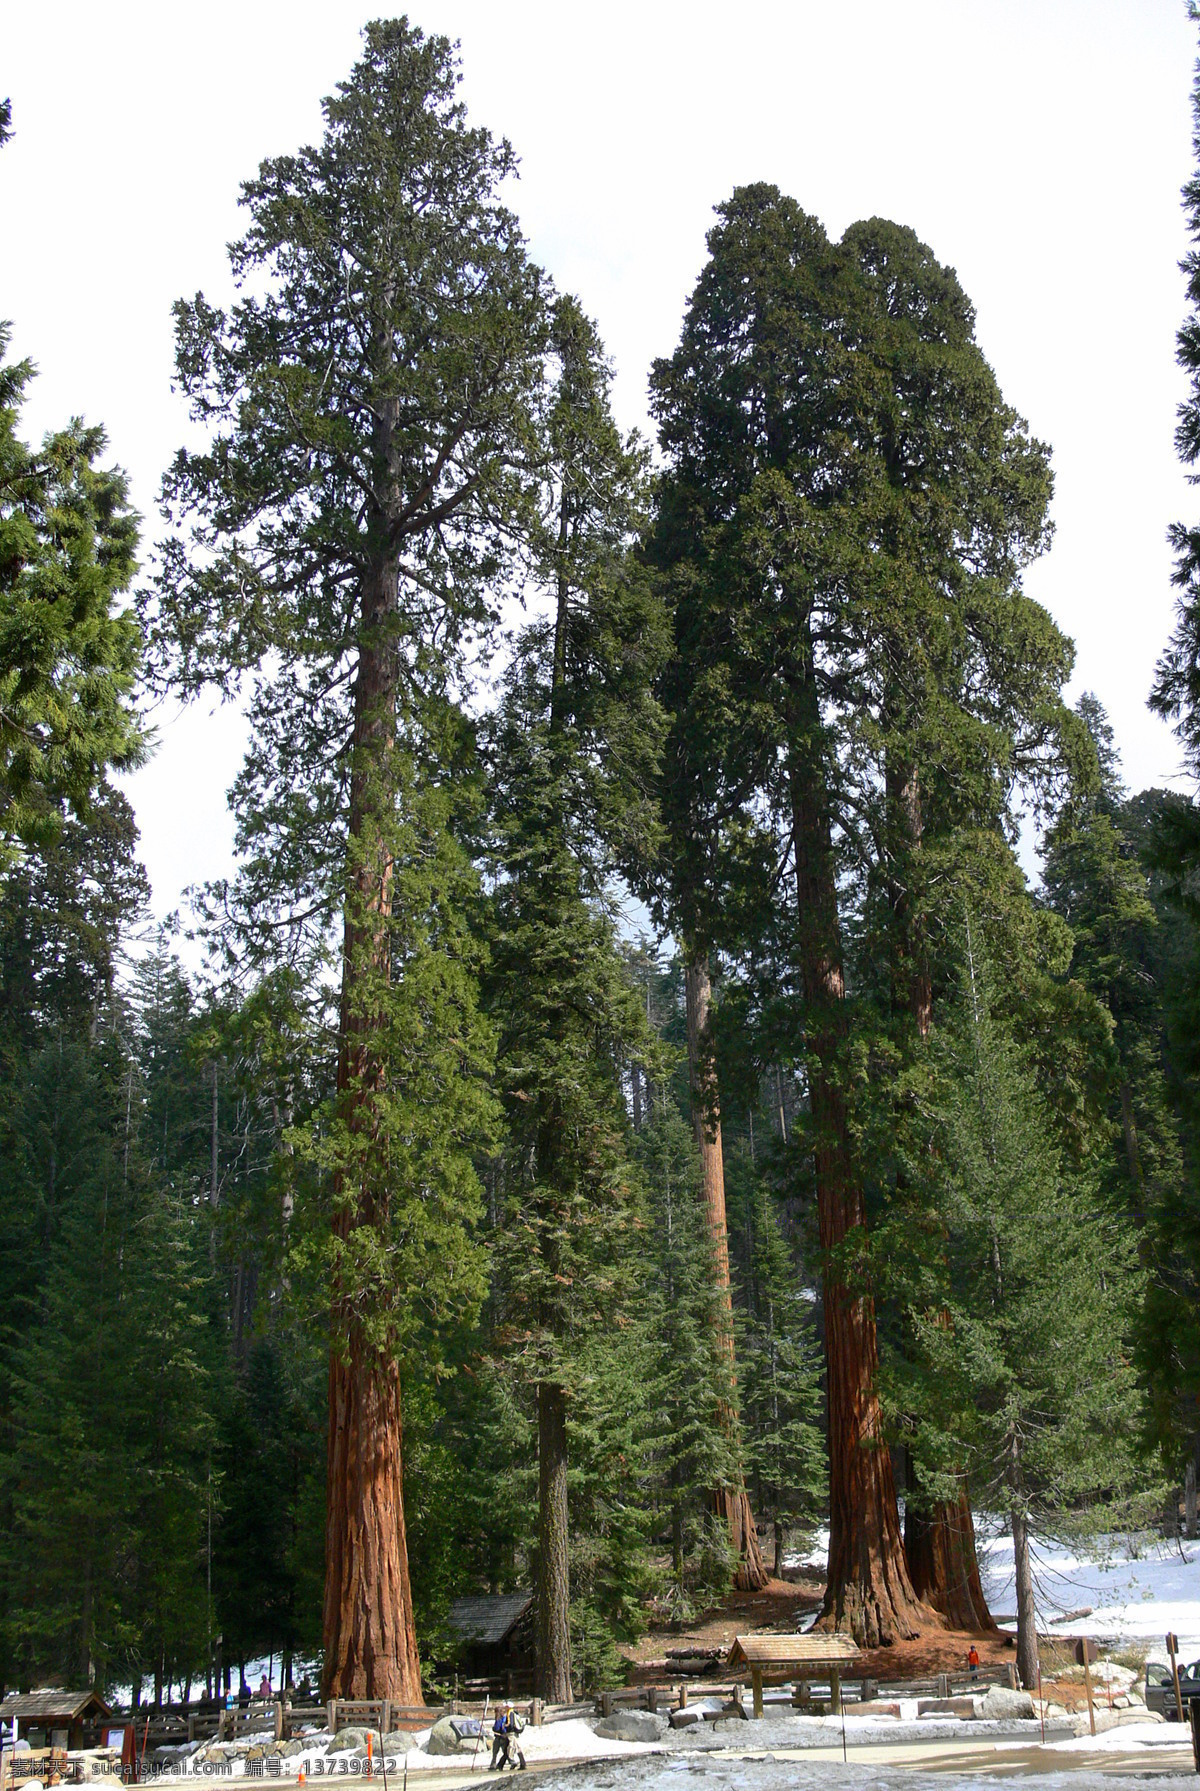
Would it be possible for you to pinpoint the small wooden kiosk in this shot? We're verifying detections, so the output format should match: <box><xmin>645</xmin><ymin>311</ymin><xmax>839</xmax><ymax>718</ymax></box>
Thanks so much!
<box><xmin>726</xmin><ymin>1632</ymin><xmax>862</xmax><ymax>1718</ymax></box>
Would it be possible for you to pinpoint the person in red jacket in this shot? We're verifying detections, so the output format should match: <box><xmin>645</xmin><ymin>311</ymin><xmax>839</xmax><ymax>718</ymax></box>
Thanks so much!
<box><xmin>967</xmin><ymin>1644</ymin><xmax>981</xmax><ymax>1678</ymax></box>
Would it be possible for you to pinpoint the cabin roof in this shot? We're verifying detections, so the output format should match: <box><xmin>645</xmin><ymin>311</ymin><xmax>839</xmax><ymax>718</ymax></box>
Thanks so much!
<box><xmin>0</xmin><ymin>1691</ymin><xmax>112</xmax><ymax>1722</ymax></box>
<box><xmin>726</xmin><ymin>1632</ymin><xmax>861</xmax><ymax>1668</ymax></box>
<box><xmin>447</xmin><ymin>1592</ymin><xmax>533</xmax><ymax>1648</ymax></box>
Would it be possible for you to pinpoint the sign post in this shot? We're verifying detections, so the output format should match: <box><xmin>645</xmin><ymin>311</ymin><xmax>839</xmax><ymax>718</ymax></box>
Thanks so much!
<box><xmin>1074</xmin><ymin>1638</ymin><xmax>1098</xmax><ymax>1737</ymax></box>
<box><xmin>1168</xmin><ymin>1633</ymin><xmax>1185</xmax><ymax>1725</ymax></box>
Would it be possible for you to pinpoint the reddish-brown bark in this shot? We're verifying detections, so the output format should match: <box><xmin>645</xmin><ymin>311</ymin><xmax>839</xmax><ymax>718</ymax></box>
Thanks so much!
<box><xmin>905</xmin><ymin>1486</ymin><xmax>997</xmax><ymax>1632</ymax></box>
<box><xmin>322</xmin><ymin>543</ymin><xmax>424</xmax><ymax>1704</ymax></box>
<box><xmin>324</xmin><ymin>1341</ymin><xmax>422</xmax><ymax>1698</ymax></box>
<box><xmin>888</xmin><ymin>759</ymin><xmax>994</xmax><ymax>1634</ymax></box>
<box><xmin>790</xmin><ymin>692</ymin><xmax>926</xmax><ymax>1647</ymax></box>
<box><xmin>684</xmin><ymin>954</ymin><xmax>770</xmax><ymax>1593</ymax></box>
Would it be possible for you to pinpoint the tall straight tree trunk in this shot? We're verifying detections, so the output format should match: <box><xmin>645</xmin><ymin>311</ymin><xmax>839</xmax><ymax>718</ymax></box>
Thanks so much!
<box><xmin>526</xmin><ymin>491</ymin><xmax>579</xmax><ymax>1703</ymax></box>
<box><xmin>889</xmin><ymin>754</ymin><xmax>994</xmax><ymax>1632</ymax></box>
<box><xmin>322</xmin><ymin>536</ymin><xmax>423</xmax><ymax>1704</ymax></box>
<box><xmin>536</xmin><ymin>1383</ymin><xmax>573</xmax><ymax>1701</ymax></box>
<box><xmin>791</xmin><ymin>688</ymin><xmax>925</xmax><ymax>1646</ymax></box>
<box><xmin>684</xmin><ymin>953</ymin><xmax>770</xmax><ymax>1592</ymax></box>
<box><xmin>1010</xmin><ymin>1445</ymin><xmax>1039</xmax><ymax>1690</ymax></box>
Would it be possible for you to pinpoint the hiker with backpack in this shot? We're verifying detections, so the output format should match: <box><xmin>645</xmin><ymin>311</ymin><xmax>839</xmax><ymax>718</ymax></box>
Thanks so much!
<box><xmin>489</xmin><ymin>1705</ymin><xmax>527</xmax><ymax>1771</ymax></box>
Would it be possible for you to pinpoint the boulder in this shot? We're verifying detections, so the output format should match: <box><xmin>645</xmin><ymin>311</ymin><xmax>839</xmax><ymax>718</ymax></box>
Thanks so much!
<box><xmin>327</xmin><ymin>1729</ymin><xmax>365</xmax><ymax>1754</ymax></box>
<box><xmin>592</xmin><ymin>1711</ymin><xmax>663</xmax><ymax>1742</ymax></box>
<box><xmin>916</xmin><ymin>1698</ymin><xmax>975</xmax><ymax>1719</ymax></box>
<box><xmin>979</xmin><ymin>1686</ymin><xmax>1035</xmax><ymax>1721</ymax></box>
<box><xmin>279</xmin><ymin>1741</ymin><xmax>305</xmax><ymax>1757</ymax></box>
<box><xmin>426</xmin><ymin>1717</ymin><xmax>485</xmax><ymax>1757</ymax></box>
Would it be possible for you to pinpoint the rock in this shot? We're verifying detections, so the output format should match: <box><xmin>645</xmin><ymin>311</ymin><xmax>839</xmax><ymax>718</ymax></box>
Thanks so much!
<box><xmin>916</xmin><ymin>1697</ymin><xmax>975</xmax><ymax>1719</ymax></box>
<box><xmin>857</xmin><ymin>1701</ymin><xmax>902</xmax><ymax>1718</ymax></box>
<box><xmin>667</xmin><ymin>1708</ymin><xmax>702</xmax><ymax>1729</ymax></box>
<box><xmin>1085</xmin><ymin>1708</ymin><xmax>1145</xmax><ymax>1734</ymax></box>
<box><xmin>327</xmin><ymin>1729</ymin><xmax>365</xmax><ymax>1754</ymax></box>
<box><xmin>425</xmin><ymin>1717</ymin><xmax>485</xmax><ymax>1757</ymax></box>
<box><xmin>979</xmin><ymin>1686</ymin><xmax>1035</xmax><ymax>1721</ymax></box>
<box><xmin>592</xmin><ymin>1711</ymin><xmax>663</xmax><ymax>1742</ymax></box>
<box><xmin>279</xmin><ymin>1741</ymin><xmax>305</xmax><ymax>1757</ymax></box>
<box><xmin>245</xmin><ymin>1746</ymin><xmax>265</xmax><ymax>1761</ymax></box>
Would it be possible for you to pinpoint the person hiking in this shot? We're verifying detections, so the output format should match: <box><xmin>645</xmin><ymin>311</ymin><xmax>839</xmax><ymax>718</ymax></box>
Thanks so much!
<box><xmin>967</xmin><ymin>1644</ymin><xmax>980</xmax><ymax>1678</ymax></box>
<box><xmin>489</xmin><ymin>1705</ymin><xmax>526</xmax><ymax>1771</ymax></box>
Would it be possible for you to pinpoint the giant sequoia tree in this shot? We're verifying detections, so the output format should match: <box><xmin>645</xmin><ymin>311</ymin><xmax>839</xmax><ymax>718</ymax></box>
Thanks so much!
<box><xmin>145</xmin><ymin>24</ymin><xmax>548</xmax><ymax>1701</ymax></box>
<box><xmin>650</xmin><ymin>188</ymin><xmax>1078</xmax><ymax>1643</ymax></box>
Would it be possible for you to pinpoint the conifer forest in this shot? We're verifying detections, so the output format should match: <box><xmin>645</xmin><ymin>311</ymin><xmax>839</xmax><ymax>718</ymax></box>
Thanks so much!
<box><xmin>10</xmin><ymin>14</ymin><xmax>1200</xmax><ymax>1720</ymax></box>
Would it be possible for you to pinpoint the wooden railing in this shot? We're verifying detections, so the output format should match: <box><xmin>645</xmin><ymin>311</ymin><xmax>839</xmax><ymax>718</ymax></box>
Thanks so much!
<box><xmin>121</xmin><ymin>1660</ymin><xmax>1023</xmax><ymax>1755</ymax></box>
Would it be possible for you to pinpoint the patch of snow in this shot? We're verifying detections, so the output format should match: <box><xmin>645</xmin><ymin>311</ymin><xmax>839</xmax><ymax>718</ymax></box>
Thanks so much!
<box><xmin>1045</xmin><ymin>1717</ymin><xmax>1186</xmax><ymax>1752</ymax></box>
<box><xmin>979</xmin><ymin>1530</ymin><xmax>1200</xmax><ymax>1657</ymax></box>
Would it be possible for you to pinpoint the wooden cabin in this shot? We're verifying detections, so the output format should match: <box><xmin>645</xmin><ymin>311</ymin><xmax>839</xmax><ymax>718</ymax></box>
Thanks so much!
<box><xmin>445</xmin><ymin>1592</ymin><xmax>534</xmax><ymax>1687</ymax></box>
<box><xmin>0</xmin><ymin>1690</ymin><xmax>113</xmax><ymax>1751</ymax></box>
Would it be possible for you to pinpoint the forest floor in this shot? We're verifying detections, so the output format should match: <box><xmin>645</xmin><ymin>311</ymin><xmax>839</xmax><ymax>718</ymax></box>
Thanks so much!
<box><xmin>622</xmin><ymin>1570</ymin><xmax>1018</xmax><ymax>1683</ymax></box>
<box><xmin>620</xmin><ymin>1518</ymin><xmax>1200</xmax><ymax>1684</ymax></box>
<box><xmin>623</xmin><ymin>1571</ymin><xmax>824</xmax><ymax>1676</ymax></box>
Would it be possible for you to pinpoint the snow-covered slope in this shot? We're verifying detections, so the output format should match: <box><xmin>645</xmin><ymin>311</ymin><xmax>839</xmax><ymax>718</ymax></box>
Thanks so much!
<box><xmin>979</xmin><ymin>1531</ymin><xmax>1200</xmax><ymax>1659</ymax></box>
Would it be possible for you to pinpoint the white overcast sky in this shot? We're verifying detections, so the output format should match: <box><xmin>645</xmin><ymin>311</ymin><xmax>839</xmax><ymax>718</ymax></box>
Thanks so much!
<box><xmin>3</xmin><ymin>0</ymin><xmax>1198</xmax><ymax>927</ymax></box>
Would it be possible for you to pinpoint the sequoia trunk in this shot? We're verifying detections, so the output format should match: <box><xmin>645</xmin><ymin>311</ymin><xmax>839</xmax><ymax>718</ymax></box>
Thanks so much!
<box><xmin>888</xmin><ymin>754</ymin><xmax>994</xmax><ymax>1632</ymax></box>
<box><xmin>684</xmin><ymin>954</ymin><xmax>769</xmax><ymax>1592</ymax></box>
<box><xmin>322</xmin><ymin>543</ymin><xmax>423</xmax><ymax>1703</ymax></box>
<box><xmin>791</xmin><ymin>687</ymin><xmax>925</xmax><ymax>1645</ymax></box>
<box><xmin>324</xmin><ymin>1344</ymin><xmax>421</xmax><ymax>1699</ymax></box>
<box><xmin>536</xmin><ymin>1382</ymin><xmax>573</xmax><ymax>1702</ymax></box>
<box><xmin>905</xmin><ymin>1485</ymin><xmax>998</xmax><ymax>1632</ymax></box>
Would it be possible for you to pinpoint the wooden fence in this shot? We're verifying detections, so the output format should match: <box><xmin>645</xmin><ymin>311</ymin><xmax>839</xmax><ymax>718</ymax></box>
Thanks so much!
<box><xmin>594</xmin><ymin>1661</ymin><xmax>1017</xmax><ymax>1719</ymax></box>
<box><xmin>127</xmin><ymin>1660</ymin><xmax>1021</xmax><ymax>1752</ymax></box>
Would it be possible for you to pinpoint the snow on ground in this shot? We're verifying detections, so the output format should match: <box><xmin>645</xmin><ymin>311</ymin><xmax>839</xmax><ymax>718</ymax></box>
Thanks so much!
<box><xmin>510</xmin><ymin>1748</ymin><xmax>1197</xmax><ymax>1791</ymax></box>
<box><xmin>790</xmin><ymin>1523</ymin><xmax>1200</xmax><ymax>1659</ymax></box>
<box><xmin>978</xmin><ymin>1529</ymin><xmax>1200</xmax><ymax>1659</ymax></box>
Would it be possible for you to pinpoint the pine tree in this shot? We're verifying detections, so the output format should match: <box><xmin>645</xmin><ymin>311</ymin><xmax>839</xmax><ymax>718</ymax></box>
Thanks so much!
<box><xmin>1154</xmin><ymin>8</ymin><xmax>1200</xmax><ymax>772</ymax></box>
<box><xmin>0</xmin><ymin>785</ymin><xmax>147</xmax><ymax>1688</ymax></box>
<box><xmin>1041</xmin><ymin>700</ymin><xmax>1199</xmax><ymax>1491</ymax></box>
<box><xmin>889</xmin><ymin>925</ymin><xmax>1144</xmax><ymax>1688</ymax></box>
<box><xmin>0</xmin><ymin>333</ymin><xmax>144</xmax><ymax>861</ymax></box>
<box><xmin>730</xmin><ymin>1163</ymin><xmax>825</xmax><ymax>1575</ymax></box>
<box><xmin>484</xmin><ymin>294</ymin><xmax>663</xmax><ymax>1699</ymax></box>
<box><xmin>635</xmin><ymin>1105</ymin><xmax>740</xmax><ymax>1612</ymax></box>
<box><xmin>486</xmin><ymin>739</ymin><xmax>652</xmax><ymax>1699</ymax></box>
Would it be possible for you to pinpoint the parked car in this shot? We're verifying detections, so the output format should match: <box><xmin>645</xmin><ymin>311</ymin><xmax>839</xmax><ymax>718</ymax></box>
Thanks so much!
<box><xmin>1144</xmin><ymin>1659</ymin><xmax>1200</xmax><ymax>1719</ymax></box>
